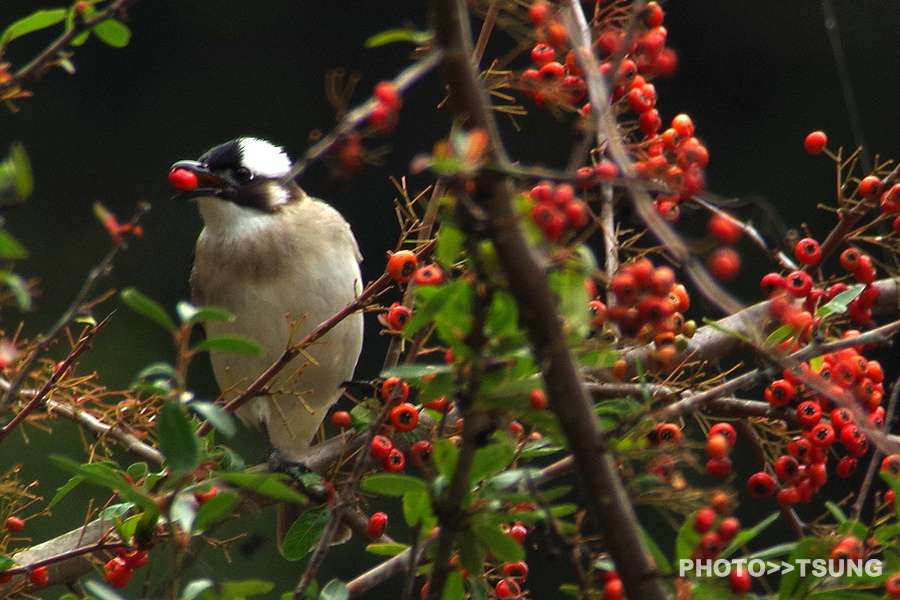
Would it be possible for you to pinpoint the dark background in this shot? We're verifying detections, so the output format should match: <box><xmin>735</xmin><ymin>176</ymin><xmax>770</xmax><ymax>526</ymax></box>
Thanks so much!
<box><xmin>0</xmin><ymin>0</ymin><xmax>898</xmax><ymax>597</ymax></box>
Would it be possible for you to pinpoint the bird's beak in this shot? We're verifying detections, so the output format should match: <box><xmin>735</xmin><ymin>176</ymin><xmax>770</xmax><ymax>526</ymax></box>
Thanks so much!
<box><xmin>169</xmin><ymin>160</ymin><xmax>230</xmax><ymax>198</ymax></box>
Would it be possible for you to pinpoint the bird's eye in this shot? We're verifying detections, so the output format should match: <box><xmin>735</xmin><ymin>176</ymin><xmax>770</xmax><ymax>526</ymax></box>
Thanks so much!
<box><xmin>233</xmin><ymin>166</ymin><xmax>253</xmax><ymax>182</ymax></box>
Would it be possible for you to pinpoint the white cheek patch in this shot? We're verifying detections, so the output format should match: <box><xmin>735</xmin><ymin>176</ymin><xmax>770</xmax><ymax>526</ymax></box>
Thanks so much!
<box><xmin>239</xmin><ymin>138</ymin><xmax>292</xmax><ymax>178</ymax></box>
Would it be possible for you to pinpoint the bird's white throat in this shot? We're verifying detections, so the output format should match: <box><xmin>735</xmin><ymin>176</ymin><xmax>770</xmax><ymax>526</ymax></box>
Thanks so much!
<box><xmin>197</xmin><ymin>197</ymin><xmax>279</xmax><ymax>241</ymax></box>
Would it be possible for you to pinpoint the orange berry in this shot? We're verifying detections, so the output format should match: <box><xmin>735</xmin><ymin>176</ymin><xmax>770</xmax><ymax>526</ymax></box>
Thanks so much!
<box><xmin>387</xmin><ymin>250</ymin><xmax>418</xmax><ymax>283</ymax></box>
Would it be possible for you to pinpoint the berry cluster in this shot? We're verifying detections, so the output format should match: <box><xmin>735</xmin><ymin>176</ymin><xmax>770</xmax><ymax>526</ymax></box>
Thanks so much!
<box><xmin>603</xmin><ymin>257</ymin><xmax>692</xmax><ymax>366</ymax></box>
<box><xmin>369</xmin><ymin>81</ymin><xmax>402</xmax><ymax>135</ymax></box>
<box><xmin>747</xmin><ymin>345</ymin><xmax>885</xmax><ymax>506</ymax></box>
<box><xmin>689</xmin><ymin>495</ymin><xmax>748</xmax><ymax>593</ymax></box>
<box><xmin>528</xmin><ymin>181</ymin><xmax>591</xmax><ymax>241</ymax></box>
<box><xmin>103</xmin><ymin>548</ymin><xmax>149</xmax><ymax>589</ymax></box>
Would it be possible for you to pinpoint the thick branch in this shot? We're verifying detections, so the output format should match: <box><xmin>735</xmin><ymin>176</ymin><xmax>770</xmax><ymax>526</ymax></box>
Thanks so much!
<box><xmin>431</xmin><ymin>2</ymin><xmax>666</xmax><ymax>600</ymax></box>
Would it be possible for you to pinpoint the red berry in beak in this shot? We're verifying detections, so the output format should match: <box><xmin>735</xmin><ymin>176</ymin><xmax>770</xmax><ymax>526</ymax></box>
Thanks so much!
<box><xmin>168</xmin><ymin>167</ymin><xmax>198</xmax><ymax>191</ymax></box>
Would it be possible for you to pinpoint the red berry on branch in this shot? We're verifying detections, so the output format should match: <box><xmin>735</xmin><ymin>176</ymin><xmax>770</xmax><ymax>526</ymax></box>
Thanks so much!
<box><xmin>794</xmin><ymin>238</ymin><xmax>822</xmax><ymax>265</ymax></box>
<box><xmin>390</xmin><ymin>403</ymin><xmax>419</xmax><ymax>432</ymax></box>
<box><xmin>409</xmin><ymin>440</ymin><xmax>433</xmax><ymax>466</ymax></box>
<box><xmin>747</xmin><ymin>471</ymin><xmax>776</xmax><ymax>498</ymax></box>
<box><xmin>858</xmin><ymin>175</ymin><xmax>882</xmax><ymax>200</ymax></box>
<box><xmin>380</xmin><ymin>377</ymin><xmax>410</xmax><ymax>403</ymax></box>
<box><xmin>373</xmin><ymin>81</ymin><xmax>402</xmax><ymax>111</ymax></box>
<box><xmin>527</xmin><ymin>0</ymin><xmax>551</xmax><ymax>25</ymax></box>
<box><xmin>387</xmin><ymin>250</ymin><xmax>418</xmax><ymax>283</ymax></box>
<box><xmin>706</xmin><ymin>213</ymin><xmax>742</xmax><ymax>245</ymax></box>
<box><xmin>386</xmin><ymin>304</ymin><xmax>412</xmax><ymax>330</ymax></box>
<box><xmin>104</xmin><ymin>557</ymin><xmax>132</xmax><ymax>589</ymax></box>
<box><xmin>330</xmin><ymin>410</ymin><xmax>351</xmax><ymax>429</ymax></box>
<box><xmin>367</xmin><ymin>512</ymin><xmax>388</xmax><ymax>538</ymax></box>
<box><xmin>383</xmin><ymin>448</ymin><xmax>406</xmax><ymax>472</ymax></box>
<box><xmin>29</xmin><ymin>566</ymin><xmax>48</xmax><ymax>588</ymax></box>
<box><xmin>4</xmin><ymin>516</ymin><xmax>24</xmax><ymax>533</ymax></box>
<box><xmin>804</xmin><ymin>130</ymin><xmax>828</xmax><ymax>155</ymax></box>
<box><xmin>708</xmin><ymin>247</ymin><xmax>741</xmax><ymax>282</ymax></box>
<box><xmin>414</xmin><ymin>264</ymin><xmax>444</xmax><ymax>286</ymax></box>
<box><xmin>370</xmin><ymin>434</ymin><xmax>393</xmax><ymax>460</ymax></box>
<box><xmin>693</xmin><ymin>507</ymin><xmax>716</xmax><ymax>533</ymax></box>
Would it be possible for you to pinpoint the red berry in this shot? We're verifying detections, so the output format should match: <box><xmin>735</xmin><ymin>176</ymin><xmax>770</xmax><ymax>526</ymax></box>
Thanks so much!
<box><xmin>370</xmin><ymin>434</ymin><xmax>394</xmax><ymax>460</ymax></box>
<box><xmin>707</xmin><ymin>247</ymin><xmax>741</xmax><ymax>282</ymax></box>
<box><xmin>502</xmin><ymin>561</ymin><xmax>529</xmax><ymax>581</ymax></box>
<box><xmin>886</xmin><ymin>572</ymin><xmax>900</xmax><ymax>599</ymax></box>
<box><xmin>386</xmin><ymin>304</ymin><xmax>412</xmax><ymax>330</ymax></box>
<box><xmin>121</xmin><ymin>550</ymin><xmax>147</xmax><ymax>570</ymax></box>
<box><xmin>693</xmin><ymin>507</ymin><xmax>716</xmax><ymax>533</ymax></box>
<box><xmin>881</xmin><ymin>184</ymin><xmax>900</xmax><ymax>213</ymax></box>
<box><xmin>380</xmin><ymin>377</ymin><xmax>410</xmax><ymax>403</ymax></box>
<box><xmin>193</xmin><ymin>486</ymin><xmax>218</xmax><ymax>505</ymax></box>
<box><xmin>373</xmin><ymin>81</ymin><xmax>402</xmax><ymax>111</ymax></box>
<box><xmin>528</xmin><ymin>389</ymin><xmax>548</xmax><ymax>411</ymax></box>
<box><xmin>777</xmin><ymin>486</ymin><xmax>801</xmax><ymax>506</ymax></box>
<box><xmin>881</xmin><ymin>454</ymin><xmax>900</xmax><ymax>478</ymax></box>
<box><xmin>564</xmin><ymin>198</ymin><xmax>590</xmax><ymax>229</ymax></box>
<box><xmin>383</xmin><ymin>447</ymin><xmax>406</xmax><ymax>472</ymax></box>
<box><xmin>774</xmin><ymin>455</ymin><xmax>800</xmax><ymax>481</ymax></box>
<box><xmin>367</xmin><ymin>511</ymin><xmax>388</xmax><ymax>538</ymax></box>
<box><xmin>4</xmin><ymin>516</ymin><xmax>24</xmax><ymax>533</ymax></box>
<box><xmin>839</xmin><ymin>248</ymin><xmax>862</xmax><ymax>271</ymax></box>
<box><xmin>507</xmin><ymin>523</ymin><xmax>528</xmax><ymax>544</ymax></box>
<box><xmin>527</xmin><ymin>0</ymin><xmax>551</xmax><ymax>25</ymax></box>
<box><xmin>531</xmin><ymin>202</ymin><xmax>566</xmax><ymax>241</ymax></box>
<box><xmin>795</xmin><ymin>400</ymin><xmax>822</xmax><ymax>429</ymax></box>
<box><xmin>804</xmin><ymin>131</ymin><xmax>828</xmax><ymax>155</ymax></box>
<box><xmin>747</xmin><ymin>471</ymin><xmax>776</xmax><ymax>498</ymax></box>
<box><xmin>530</xmin><ymin>43</ymin><xmax>556</xmax><ymax>66</ymax></box>
<box><xmin>760</xmin><ymin>272</ymin><xmax>785</xmax><ymax>297</ymax></box>
<box><xmin>764</xmin><ymin>379</ymin><xmax>794</xmax><ymax>407</ymax></box>
<box><xmin>717</xmin><ymin>517</ymin><xmax>740</xmax><ymax>543</ymax></box>
<box><xmin>809</xmin><ymin>422</ymin><xmax>836</xmax><ymax>448</ymax></box>
<box><xmin>707</xmin><ymin>213</ymin><xmax>742</xmax><ymax>245</ymax></box>
<box><xmin>414</xmin><ymin>264</ymin><xmax>444</xmax><ymax>286</ymax></box>
<box><xmin>858</xmin><ymin>175</ymin><xmax>882</xmax><ymax>200</ymax></box>
<box><xmin>708</xmin><ymin>422</ymin><xmax>737</xmax><ymax>448</ymax></box>
<box><xmin>729</xmin><ymin>567</ymin><xmax>752</xmax><ymax>594</ymax></box>
<box><xmin>368</xmin><ymin>102</ymin><xmax>398</xmax><ymax>134</ymax></box>
<box><xmin>706</xmin><ymin>435</ymin><xmax>729</xmax><ymax>460</ymax></box>
<box><xmin>642</xmin><ymin>2</ymin><xmax>665</xmax><ymax>27</ymax></box>
<box><xmin>424</xmin><ymin>397</ymin><xmax>450</xmax><ymax>413</ymax></box>
<box><xmin>330</xmin><ymin>410</ymin><xmax>351</xmax><ymax>429</ymax></box>
<box><xmin>387</xmin><ymin>250</ymin><xmax>418</xmax><ymax>283</ymax></box>
<box><xmin>794</xmin><ymin>238</ymin><xmax>822</xmax><ymax>265</ymax></box>
<box><xmin>706</xmin><ymin>458</ymin><xmax>732</xmax><ymax>477</ymax></box>
<box><xmin>29</xmin><ymin>566</ymin><xmax>48</xmax><ymax>588</ymax></box>
<box><xmin>168</xmin><ymin>167</ymin><xmax>198</xmax><ymax>192</ymax></box>
<box><xmin>390</xmin><ymin>403</ymin><xmax>419</xmax><ymax>432</ymax></box>
<box><xmin>409</xmin><ymin>440</ymin><xmax>433</xmax><ymax>466</ymax></box>
<box><xmin>784</xmin><ymin>270</ymin><xmax>813</xmax><ymax>298</ymax></box>
<box><xmin>495</xmin><ymin>578</ymin><xmax>521</xmax><ymax>598</ymax></box>
<box><xmin>104</xmin><ymin>558</ymin><xmax>132</xmax><ymax>589</ymax></box>
<box><xmin>671</xmin><ymin>114</ymin><xmax>695</xmax><ymax>139</ymax></box>
<box><xmin>836</xmin><ymin>456</ymin><xmax>857</xmax><ymax>478</ymax></box>
<box><xmin>603</xmin><ymin>578</ymin><xmax>624</xmax><ymax>600</ymax></box>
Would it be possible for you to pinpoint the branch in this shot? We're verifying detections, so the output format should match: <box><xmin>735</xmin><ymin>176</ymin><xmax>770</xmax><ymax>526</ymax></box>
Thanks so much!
<box><xmin>1</xmin><ymin>0</ymin><xmax>145</xmax><ymax>96</ymax></box>
<box><xmin>430</xmin><ymin>2</ymin><xmax>666</xmax><ymax>600</ymax></box>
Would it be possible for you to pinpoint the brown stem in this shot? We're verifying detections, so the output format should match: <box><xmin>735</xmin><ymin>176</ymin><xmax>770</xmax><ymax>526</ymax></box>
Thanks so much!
<box><xmin>431</xmin><ymin>1</ymin><xmax>666</xmax><ymax>599</ymax></box>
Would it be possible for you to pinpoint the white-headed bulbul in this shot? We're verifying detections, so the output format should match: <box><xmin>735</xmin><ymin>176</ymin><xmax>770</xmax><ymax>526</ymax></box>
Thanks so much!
<box><xmin>171</xmin><ymin>137</ymin><xmax>364</xmax><ymax>462</ymax></box>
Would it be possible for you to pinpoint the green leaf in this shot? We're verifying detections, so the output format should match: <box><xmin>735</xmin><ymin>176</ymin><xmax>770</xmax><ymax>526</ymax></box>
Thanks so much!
<box><xmin>188</xmin><ymin>401</ymin><xmax>237</xmax><ymax>438</ymax></box>
<box><xmin>436</xmin><ymin>223</ymin><xmax>465</xmax><ymax>270</ymax></box>
<box><xmin>721</xmin><ymin>511</ymin><xmax>779</xmax><ymax>559</ymax></box>
<box><xmin>361</xmin><ymin>473</ymin><xmax>427</xmax><ymax>496</ymax></box>
<box><xmin>121</xmin><ymin>288</ymin><xmax>176</xmax><ymax>331</ymax></box>
<box><xmin>365</xmin><ymin>28</ymin><xmax>432</xmax><ymax>48</ymax></box>
<box><xmin>319</xmin><ymin>579</ymin><xmax>348</xmax><ymax>600</ymax></box>
<box><xmin>192</xmin><ymin>492</ymin><xmax>238</xmax><ymax>533</ymax></box>
<box><xmin>442</xmin><ymin>570</ymin><xmax>464</xmax><ymax>600</ymax></box>
<box><xmin>825</xmin><ymin>501</ymin><xmax>847</xmax><ymax>523</ymax></box>
<box><xmin>183</xmin><ymin>579</ymin><xmax>215</xmax><ymax>600</ymax></box>
<box><xmin>0</xmin><ymin>230</ymin><xmax>27</xmax><ymax>259</ymax></box>
<box><xmin>213</xmin><ymin>580</ymin><xmax>276</xmax><ymax>600</ymax></box>
<box><xmin>472</xmin><ymin>522</ymin><xmax>524</xmax><ymax>563</ymax></box>
<box><xmin>805</xmin><ymin>593</ymin><xmax>884</xmax><ymax>600</ymax></box>
<box><xmin>0</xmin><ymin>143</ymin><xmax>33</xmax><ymax>206</ymax></box>
<box><xmin>171</xmin><ymin>493</ymin><xmax>196</xmax><ymax>533</ymax></box>
<box><xmin>486</xmin><ymin>468</ymin><xmax>542</xmax><ymax>491</ymax></box>
<box><xmin>192</xmin><ymin>335</ymin><xmax>262</xmax><ymax>355</ymax></box>
<box><xmin>0</xmin><ymin>270</ymin><xmax>31</xmax><ymax>311</ymax></box>
<box><xmin>48</xmin><ymin>474</ymin><xmax>82</xmax><ymax>509</ymax></box>
<box><xmin>366</xmin><ymin>543</ymin><xmax>408</xmax><ymax>556</ymax></box>
<box><xmin>779</xmin><ymin>537</ymin><xmax>833</xmax><ymax>599</ymax></box>
<box><xmin>92</xmin><ymin>19</ymin><xmax>130</xmax><ymax>47</ymax></box>
<box><xmin>282</xmin><ymin>506</ymin><xmax>331</xmax><ymax>561</ymax></box>
<box><xmin>0</xmin><ymin>555</ymin><xmax>15</xmax><ymax>571</ymax></box>
<box><xmin>638</xmin><ymin>523</ymin><xmax>672</xmax><ymax>575</ymax></box>
<box><xmin>402</xmin><ymin>491</ymin><xmax>436</xmax><ymax>530</ymax></box>
<box><xmin>83</xmin><ymin>580</ymin><xmax>129</xmax><ymax>600</ymax></box>
<box><xmin>433</xmin><ymin>438</ymin><xmax>459</xmax><ymax>480</ymax></box>
<box><xmin>158</xmin><ymin>400</ymin><xmax>201</xmax><ymax>474</ymax></box>
<box><xmin>817</xmin><ymin>287</ymin><xmax>864</xmax><ymax>318</ymax></box>
<box><xmin>0</xmin><ymin>9</ymin><xmax>67</xmax><ymax>52</ymax></box>
<box><xmin>50</xmin><ymin>456</ymin><xmax>158</xmax><ymax>513</ymax></box>
<box><xmin>216</xmin><ymin>471</ymin><xmax>306</xmax><ymax>503</ymax></box>
<box><xmin>381</xmin><ymin>362</ymin><xmax>453</xmax><ymax>381</ymax></box>
<box><xmin>177</xmin><ymin>301</ymin><xmax>234</xmax><ymax>325</ymax></box>
<box><xmin>676</xmin><ymin>510</ymin><xmax>702</xmax><ymax>563</ymax></box>
<box><xmin>469</xmin><ymin>443</ymin><xmax>515</xmax><ymax>484</ymax></box>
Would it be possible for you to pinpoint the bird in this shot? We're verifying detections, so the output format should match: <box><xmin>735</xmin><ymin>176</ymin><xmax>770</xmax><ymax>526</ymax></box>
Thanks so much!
<box><xmin>169</xmin><ymin>137</ymin><xmax>364</xmax><ymax>463</ymax></box>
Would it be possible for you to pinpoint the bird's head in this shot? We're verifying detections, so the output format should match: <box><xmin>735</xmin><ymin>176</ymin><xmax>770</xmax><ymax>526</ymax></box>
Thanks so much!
<box><xmin>169</xmin><ymin>138</ymin><xmax>299</xmax><ymax>214</ymax></box>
